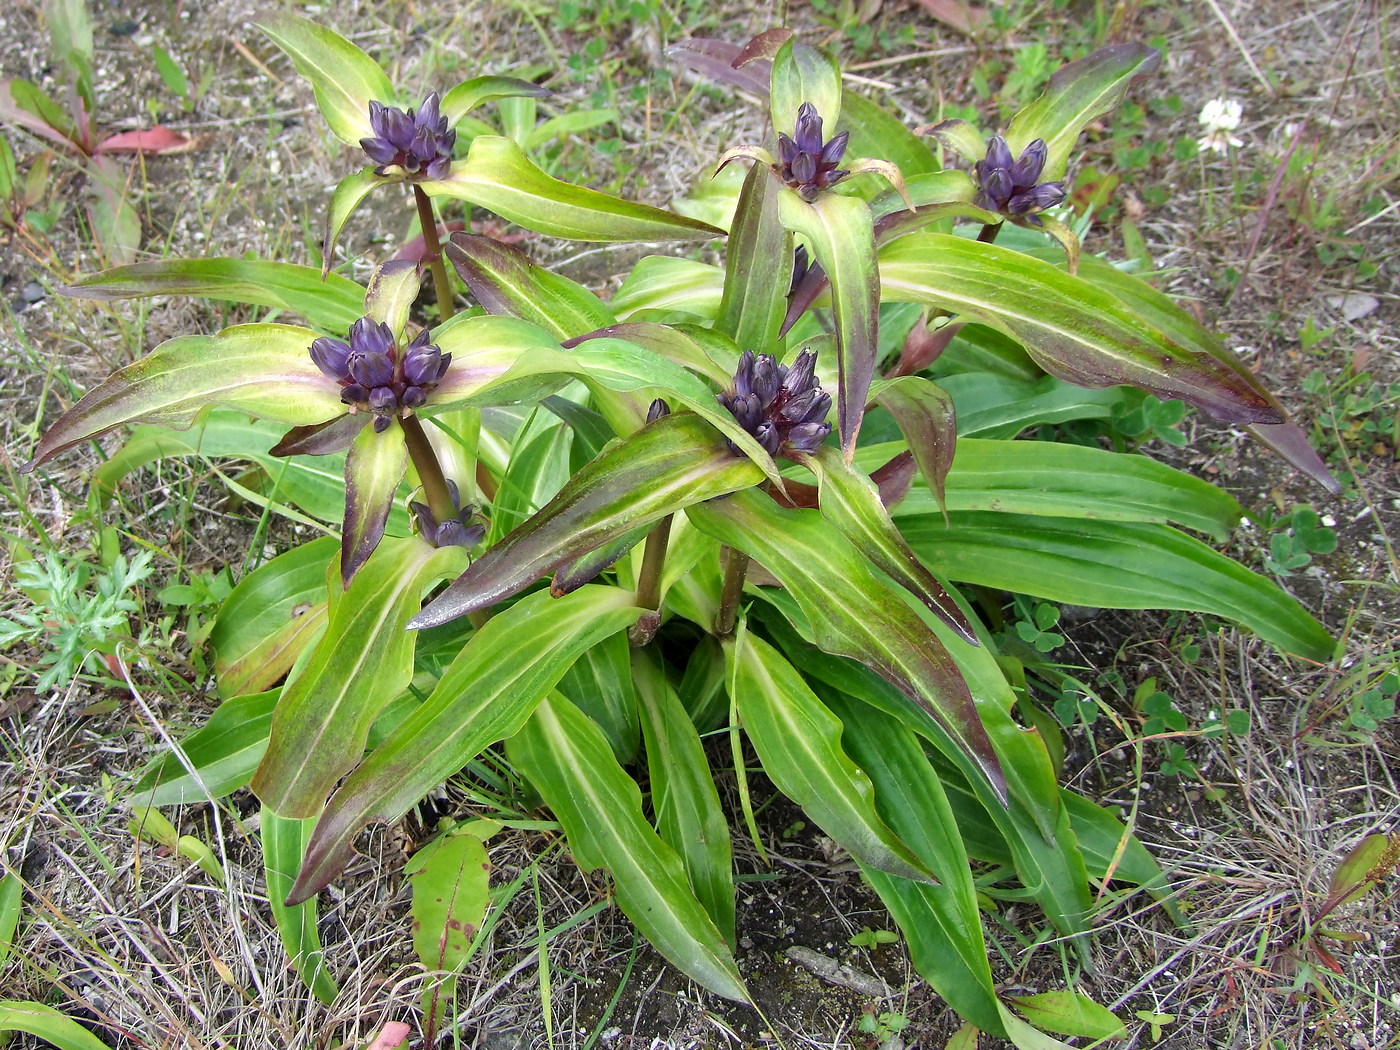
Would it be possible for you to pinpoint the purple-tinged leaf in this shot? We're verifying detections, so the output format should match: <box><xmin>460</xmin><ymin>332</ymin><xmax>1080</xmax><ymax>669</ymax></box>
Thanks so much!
<box><xmin>772</xmin><ymin>451</ymin><xmax>916</xmax><ymax>511</ymax></box>
<box><xmin>410</xmin><ymin>413</ymin><xmax>764</xmax><ymax>628</ymax></box>
<box><xmin>291</xmin><ymin>586</ymin><xmax>642</xmax><ymax>902</ymax></box>
<box><xmin>423</xmin><ymin>136</ymin><xmax>723</xmax><ymax>243</ymax></box>
<box><xmin>686</xmin><ymin>488</ymin><xmax>1005</xmax><ymax>803</ymax></box>
<box><xmin>270</xmin><ymin>413</ymin><xmax>369</xmax><ymax>457</ymax></box>
<box><xmin>777</xmin><ymin>188</ymin><xmax>879</xmax><ymax>457</ymax></box>
<box><xmin>445</xmin><ymin>233</ymin><xmax>615</xmax><ymax>339</ymax></box>
<box><xmin>665</xmin><ymin>38</ymin><xmax>771</xmax><ymax>97</ymax></box>
<box><xmin>873</xmin><ymin>375</ymin><xmax>957</xmax><ymax>515</ymax></box>
<box><xmin>1005</xmin><ymin>43</ymin><xmax>1162</xmax><ymax>182</ymax></box>
<box><xmin>61</xmin><ymin>258</ymin><xmax>366</xmax><ymax>332</ymax></box>
<box><xmin>1058</xmin><ymin>253</ymin><xmax>1339</xmax><ymax>493</ymax></box>
<box><xmin>251</xmin><ymin>536</ymin><xmax>468</xmax><ymax>819</ymax></box>
<box><xmin>25</xmin><ymin>324</ymin><xmax>344</xmax><ymax>471</ymax></box>
<box><xmin>879</xmin><ymin>234</ymin><xmax>1284</xmax><ymax>425</ymax></box>
<box><xmin>550</xmin><ymin>523</ymin><xmax>652</xmax><ymax>596</ymax></box>
<box><xmin>340</xmin><ymin>421</ymin><xmax>409</xmax><ymax>586</ymax></box>
<box><xmin>795</xmin><ymin>446</ymin><xmax>976</xmax><ymax>644</ymax></box>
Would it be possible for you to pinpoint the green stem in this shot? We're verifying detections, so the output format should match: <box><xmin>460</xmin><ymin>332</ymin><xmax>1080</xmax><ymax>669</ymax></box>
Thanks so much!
<box><xmin>977</xmin><ymin>220</ymin><xmax>1003</xmax><ymax>244</ymax></box>
<box><xmin>414</xmin><ymin>184</ymin><xmax>455</xmax><ymax>321</ymax></box>
<box><xmin>400</xmin><ymin>413</ymin><xmax>456</xmax><ymax>525</ymax></box>
<box><xmin>714</xmin><ymin>546</ymin><xmax>750</xmax><ymax>638</ymax></box>
<box><xmin>628</xmin><ymin>514</ymin><xmax>673</xmax><ymax>647</ymax></box>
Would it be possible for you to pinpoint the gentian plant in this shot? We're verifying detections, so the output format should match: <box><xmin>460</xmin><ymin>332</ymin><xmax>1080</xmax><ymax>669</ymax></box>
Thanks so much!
<box><xmin>24</xmin><ymin>19</ymin><xmax>1338</xmax><ymax>1046</ymax></box>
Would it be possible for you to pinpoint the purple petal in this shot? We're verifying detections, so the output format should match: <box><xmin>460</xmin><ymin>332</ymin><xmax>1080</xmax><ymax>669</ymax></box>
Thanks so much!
<box><xmin>984</xmin><ymin>134</ymin><xmax>1013</xmax><ymax>171</ymax></box>
<box><xmin>351</xmin><ymin>351</ymin><xmax>395</xmax><ymax>388</ymax></box>
<box><xmin>1010</xmin><ymin>139</ymin><xmax>1048</xmax><ymax>187</ymax></box>
<box><xmin>309</xmin><ymin>337</ymin><xmax>351</xmax><ymax>380</ymax></box>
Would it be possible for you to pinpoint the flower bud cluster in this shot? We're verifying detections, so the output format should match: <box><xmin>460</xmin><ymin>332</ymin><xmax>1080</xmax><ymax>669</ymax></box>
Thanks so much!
<box><xmin>718</xmin><ymin>349</ymin><xmax>832</xmax><ymax>457</ymax></box>
<box><xmin>777</xmin><ymin>102</ymin><xmax>850</xmax><ymax>202</ymax></box>
<box><xmin>410</xmin><ymin>481</ymin><xmax>485</xmax><ymax>550</ymax></box>
<box><xmin>974</xmin><ymin>135</ymin><xmax>1065</xmax><ymax>216</ymax></box>
<box><xmin>360</xmin><ymin>93</ymin><xmax>455</xmax><ymax>180</ymax></box>
<box><xmin>309</xmin><ymin>318</ymin><xmax>451</xmax><ymax>433</ymax></box>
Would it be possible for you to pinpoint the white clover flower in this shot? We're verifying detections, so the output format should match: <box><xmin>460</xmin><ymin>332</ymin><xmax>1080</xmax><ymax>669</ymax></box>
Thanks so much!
<box><xmin>1198</xmin><ymin>98</ymin><xmax>1244</xmax><ymax>153</ymax></box>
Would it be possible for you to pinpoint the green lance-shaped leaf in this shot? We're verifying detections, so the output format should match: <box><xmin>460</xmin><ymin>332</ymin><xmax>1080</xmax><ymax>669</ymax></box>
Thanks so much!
<box><xmin>717</xmin><ymin>151</ymin><xmax>792</xmax><ymax>352</ymax></box>
<box><xmin>1063</xmin><ymin>253</ymin><xmax>1339</xmax><ymax>493</ymax></box>
<box><xmin>263</xmin><ymin>811</ymin><xmax>339</xmax><ymax>1004</ymax></box>
<box><xmin>421</xmin><ymin>313</ymin><xmax>563</xmax><ymax>409</ymax></box>
<box><xmin>323</xmin><ymin>167</ymin><xmax>380</xmax><ymax>273</ymax></box>
<box><xmin>827</xmin><ymin>695</ymin><xmax>1004</xmax><ymax>1035</ymax></box>
<box><xmin>1005</xmin><ymin>43</ymin><xmax>1161</xmax><ymax>182</ymax></box>
<box><xmin>566</xmin><ymin>322</ymin><xmax>739</xmax><ymax>387</ymax></box>
<box><xmin>0</xmin><ymin>1002</ymin><xmax>119</xmax><ymax>1050</ymax></box>
<box><xmin>769</xmin><ymin>36</ymin><xmax>842</xmax><ymax>140</ymax></box>
<box><xmin>441</xmin><ymin>74</ymin><xmax>551</xmax><ymax>126</ymax></box>
<box><xmin>725</xmin><ymin>630</ymin><xmax>938</xmax><ymax>885</ymax></box>
<box><xmin>407</xmin><ymin>831</ymin><xmax>491</xmax><ymax>1035</ymax></box>
<box><xmin>887</xmin><ymin>437</ymin><xmax>1245</xmax><ymax>540</ymax></box>
<box><xmin>0</xmin><ymin>872</ymin><xmax>21</xmax><ymax>968</ymax></box>
<box><xmin>445</xmin><ymin>233</ymin><xmax>615</xmax><ymax>340</ymax></box>
<box><xmin>291</xmin><ymin>586</ymin><xmax>641</xmax><ymax>903</ymax></box>
<box><xmin>60</xmin><ymin>259</ymin><xmax>366</xmax><ymax>332</ymax></box>
<box><xmin>251</xmin><ymin>537</ymin><xmax>469</xmax><ymax>819</ymax></box>
<box><xmin>896</xmin><ymin>511</ymin><xmax>1333</xmax><ymax>660</ymax></box>
<box><xmin>363</xmin><ymin>259</ymin><xmax>421</xmax><ymax>338</ymax></box>
<box><xmin>879</xmin><ymin>234</ymin><xmax>1283</xmax><ymax>426</ymax></box>
<box><xmin>210</xmin><ymin>536</ymin><xmax>337</xmax><ymax>698</ymax></box>
<box><xmin>870</xmin><ymin>375</ymin><xmax>957</xmax><ymax>512</ymax></box>
<box><xmin>686</xmin><ymin>488</ymin><xmax>1005</xmax><ymax>804</ymax></box>
<box><xmin>132</xmin><ymin>689</ymin><xmax>278</xmax><ymax>807</ymax></box>
<box><xmin>632</xmin><ymin>650</ymin><xmax>735</xmax><ymax>945</ymax></box>
<box><xmin>423</xmin><ymin>136</ymin><xmax>723</xmax><ymax>243</ymax></box>
<box><xmin>778</xmin><ymin>188</ymin><xmax>879</xmax><ymax>456</ymax></box>
<box><xmin>411</xmin><ymin>413</ymin><xmax>763</xmax><ymax>628</ymax></box>
<box><xmin>557</xmin><ymin>631</ymin><xmax>640</xmax><ymax>764</ymax></box>
<box><xmin>1059</xmin><ymin>791</ymin><xmax>1180</xmax><ymax>920</ymax></box>
<box><xmin>611</xmin><ymin>256</ymin><xmax>724</xmax><ymax>321</ymax></box>
<box><xmin>509</xmin><ymin>691</ymin><xmax>748</xmax><ymax>1003</ymax></box>
<box><xmin>340</xmin><ymin>420</ymin><xmax>409</xmax><ymax>586</ymax></box>
<box><xmin>254</xmin><ymin>13</ymin><xmax>393</xmax><ymax>147</ymax></box>
<box><xmin>25</xmin><ymin>324</ymin><xmax>344</xmax><ymax>471</ymax></box>
<box><xmin>795</xmin><ymin>445</ymin><xmax>975</xmax><ymax>643</ymax></box>
<box><xmin>839</xmin><ymin>89</ymin><xmax>939</xmax><ymax>179</ymax></box>
<box><xmin>1009</xmin><ymin>990</ymin><xmax>1128</xmax><ymax>1042</ymax></box>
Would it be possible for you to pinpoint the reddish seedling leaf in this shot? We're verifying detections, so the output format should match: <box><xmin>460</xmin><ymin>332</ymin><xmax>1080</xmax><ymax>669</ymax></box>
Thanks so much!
<box><xmin>95</xmin><ymin>126</ymin><xmax>198</xmax><ymax>155</ymax></box>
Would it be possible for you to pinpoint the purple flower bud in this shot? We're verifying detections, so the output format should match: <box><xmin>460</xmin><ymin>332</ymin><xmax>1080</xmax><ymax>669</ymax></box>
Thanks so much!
<box><xmin>362</xmin><ymin>93</ymin><xmax>456</xmax><ymax>180</ymax></box>
<box><xmin>310</xmin><ymin>315</ymin><xmax>453</xmax><ymax>432</ymax></box>
<box><xmin>368</xmin><ymin>385</ymin><xmax>398</xmax><ymax>415</ymax></box>
<box><xmin>776</xmin><ymin>102</ymin><xmax>850</xmax><ymax>201</ymax></box>
<box><xmin>975</xmin><ymin>135</ymin><xmax>1063</xmax><ymax>216</ymax></box>
<box><xmin>309</xmin><ymin>337</ymin><xmax>351</xmax><ymax>380</ymax></box>
<box><xmin>349</xmin><ymin>318</ymin><xmax>395</xmax><ymax>357</ymax></box>
<box><xmin>646</xmin><ymin>398</ymin><xmax>670</xmax><ymax>423</ymax></box>
<box><xmin>403</xmin><ymin>345</ymin><xmax>443</xmax><ymax>386</ymax></box>
<box><xmin>718</xmin><ymin>348</ymin><xmax>832</xmax><ymax>458</ymax></box>
<box><xmin>351</xmin><ymin>351</ymin><xmax>395</xmax><ymax>389</ymax></box>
